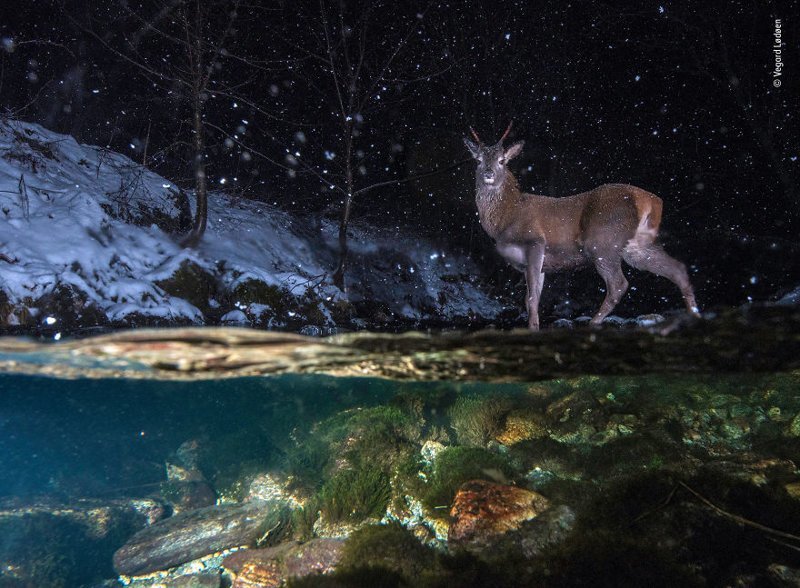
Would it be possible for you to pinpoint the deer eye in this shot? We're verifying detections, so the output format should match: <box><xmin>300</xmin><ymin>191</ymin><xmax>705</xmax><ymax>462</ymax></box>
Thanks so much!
<box><xmin>498</xmin><ymin>158</ymin><xmax>506</xmax><ymax>165</ymax></box>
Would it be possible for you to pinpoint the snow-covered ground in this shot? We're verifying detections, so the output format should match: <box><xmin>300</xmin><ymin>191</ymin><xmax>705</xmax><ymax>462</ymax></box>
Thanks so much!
<box><xmin>0</xmin><ymin>119</ymin><xmax>501</xmax><ymax>333</ymax></box>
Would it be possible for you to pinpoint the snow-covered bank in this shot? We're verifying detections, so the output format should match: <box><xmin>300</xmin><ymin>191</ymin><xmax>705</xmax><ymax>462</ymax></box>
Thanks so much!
<box><xmin>0</xmin><ymin>119</ymin><xmax>502</xmax><ymax>334</ymax></box>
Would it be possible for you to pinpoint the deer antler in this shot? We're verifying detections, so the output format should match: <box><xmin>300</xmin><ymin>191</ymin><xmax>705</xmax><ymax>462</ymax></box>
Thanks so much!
<box><xmin>500</xmin><ymin>121</ymin><xmax>513</xmax><ymax>143</ymax></box>
<box><xmin>469</xmin><ymin>127</ymin><xmax>482</xmax><ymax>145</ymax></box>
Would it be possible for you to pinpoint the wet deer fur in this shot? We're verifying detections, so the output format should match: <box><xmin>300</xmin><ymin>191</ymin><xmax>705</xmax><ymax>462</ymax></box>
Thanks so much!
<box><xmin>464</xmin><ymin>124</ymin><xmax>700</xmax><ymax>330</ymax></box>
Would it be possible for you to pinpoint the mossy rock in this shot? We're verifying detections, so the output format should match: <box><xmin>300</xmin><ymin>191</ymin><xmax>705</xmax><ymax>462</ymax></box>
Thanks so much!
<box><xmin>422</xmin><ymin>447</ymin><xmax>516</xmax><ymax>511</ymax></box>
<box><xmin>318</xmin><ymin>465</ymin><xmax>391</xmax><ymax>524</ymax></box>
<box><xmin>287</xmin><ymin>567</ymin><xmax>406</xmax><ymax>588</ymax></box>
<box><xmin>284</xmin><ymin>436</ymin><xmax>332</xmax><ymax>491</ymax></box>
<box><xmin>338</xmin><ymin>523</ymin><xmax>437</xmax><ymax>579</ymax></box>
<box><xmin>313</xmin><ymin>406</ymin><xmax>422</xmax><ymax>472</ymax></box>
<box><xmin>156</xmin><ymin>260</ymin><xmax>217</xmax><ymax>316</ymax></box>
<box><xmin>448</xmin><ymin>395</ymin><xmax>513</xmax><ymax>447</ymax></box>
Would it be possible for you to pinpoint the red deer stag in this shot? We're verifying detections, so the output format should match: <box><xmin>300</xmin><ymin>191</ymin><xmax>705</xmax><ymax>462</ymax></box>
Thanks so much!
<box><xmin>464</xmin><ymin>124</ymin><xmax>700</xmax><ymax>330</ymax></box>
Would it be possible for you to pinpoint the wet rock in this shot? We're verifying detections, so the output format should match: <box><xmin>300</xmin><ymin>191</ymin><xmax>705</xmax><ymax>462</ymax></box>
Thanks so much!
<box><xmin>223</xmin><ymin>538</ymin><xmax>344</xmax><ymax>587</ymax></box>
<box><xmin>448</xmin><ymin>479</ymin><xmax>550</xmax><ymax>546</ymax></box>
<box><xmin>113</xmin><ymin>501</ymin><xmax>276</xmax><ymax>576</ymax></box>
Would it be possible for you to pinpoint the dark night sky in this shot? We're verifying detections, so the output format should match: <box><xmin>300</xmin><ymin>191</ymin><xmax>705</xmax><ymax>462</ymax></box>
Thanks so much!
<box><xmin>1</xmin><ymin>0</ymin><xmax>798</xmax><ymax>313</ymax></box>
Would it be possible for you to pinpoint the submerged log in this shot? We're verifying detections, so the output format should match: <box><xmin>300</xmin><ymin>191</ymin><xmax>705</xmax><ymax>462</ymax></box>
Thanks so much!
<box><xmin>0</xmin><ymin>305</ymin><xmax>798</xmax><ymax>382</ymax></box>
<box><xmin>113</xmin><ymin>501</ymin><xmax>273</xmax><ymax>576</ymax></box>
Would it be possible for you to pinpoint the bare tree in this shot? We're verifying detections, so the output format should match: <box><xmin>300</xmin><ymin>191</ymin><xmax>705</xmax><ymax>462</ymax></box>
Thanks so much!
<box><xmin>275</xmin><ymin>1</ymin><xmax>448</xmax><ymax>293</ymax></box>
<box><xmin>75</xmin><ymin>0</ymin><xmax>244</xmax><ymax>247</ymax></box>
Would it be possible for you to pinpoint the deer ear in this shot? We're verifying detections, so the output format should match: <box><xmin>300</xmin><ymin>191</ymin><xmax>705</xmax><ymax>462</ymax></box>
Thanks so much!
<box><xmin>463</xmin><ymin>137</ymin><xmax>480</xmax><ymax>159</ymax></box>
<box><xmin>504</xmin><ymin>141</ymin><xmax>524</xmax><ymax>161</ymax></box>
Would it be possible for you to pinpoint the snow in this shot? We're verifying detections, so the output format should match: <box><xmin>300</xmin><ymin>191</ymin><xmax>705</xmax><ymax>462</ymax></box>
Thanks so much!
<box><xmin>0</xmin><ymin>119</ymin><xmax>501</xmax><ymax>330</ymax></box>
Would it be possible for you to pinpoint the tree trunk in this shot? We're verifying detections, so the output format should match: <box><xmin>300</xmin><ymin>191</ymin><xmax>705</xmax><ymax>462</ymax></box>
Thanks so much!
<box><xmin>332</xmin><ymin>128</ymin><xmax>354</xmax><ymax>293</ymax></box>
<box><xmin>181</xmin><ymin>7</ymin><xmax>208</xmax><ymax>249</ymax></box>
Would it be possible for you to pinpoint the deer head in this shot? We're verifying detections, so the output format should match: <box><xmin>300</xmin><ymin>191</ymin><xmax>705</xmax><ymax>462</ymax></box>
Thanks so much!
<box><xmin>463</xmin><ymin>123</ymin><xmax>524</xmax><ymax>187</ymax></box>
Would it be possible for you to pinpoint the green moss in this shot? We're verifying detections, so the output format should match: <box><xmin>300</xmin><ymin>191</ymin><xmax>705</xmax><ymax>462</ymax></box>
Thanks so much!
<box><xmin>448</xmin><ymin>395</ymin><xmax>512</xmax><ymax>447</ymax></box>
<box><xmin>339</xmin><ymin>523</ymin><xmax>436</xmax><ymax>579</ymax></box>
<box><xmin>536</xmin><ymin>529</ymin><xmax>703</xmax><ymax>588</ymax></box>
<box><xmin>422</xmin><ymin>447</ymin><xmax>515</xmax><ymax>510</ymax></box>
<box><xmin>284</xmin><ymin>436</ymin><xmax>331</xmax><ymax>490</ymax></box>
<box><xmin>291</xmin><ymin>499</ymin><xmax>320</xmax><ymax>541</ymax></box>
<box><xmin>319</xmin><ymin>465</ymin><xmax>391</xmax><ymax>524</ymax></box>
<box><xmin>314</xmin><ymin>406</ymin><xmax>421</xmax><ymax>474</ymax></box>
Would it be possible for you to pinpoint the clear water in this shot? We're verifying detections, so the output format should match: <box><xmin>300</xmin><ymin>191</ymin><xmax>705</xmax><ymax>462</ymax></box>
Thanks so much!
<box><xmin>1</xmin><ymin>338</ymin><xmax>800</xmax><ymax>587</ymax></box>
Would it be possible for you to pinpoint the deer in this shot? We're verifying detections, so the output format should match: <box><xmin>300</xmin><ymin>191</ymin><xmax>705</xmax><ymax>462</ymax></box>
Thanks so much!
<box><xmin>464</xmin><ymin>123</ymin><xmax>700</xmax><ymax>330</ymax></box>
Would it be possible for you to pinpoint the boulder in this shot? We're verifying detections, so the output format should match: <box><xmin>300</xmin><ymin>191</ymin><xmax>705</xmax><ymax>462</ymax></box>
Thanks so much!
<box><xmin>448</xmin><ymin>479</ymin><xmax>550</xmax><ymax>546</ymax></box>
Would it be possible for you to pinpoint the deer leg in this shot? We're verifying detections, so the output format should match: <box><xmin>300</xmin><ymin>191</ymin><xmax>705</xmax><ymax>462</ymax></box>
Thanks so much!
<box><xmin>524</xmin><ymin>243</ymin><xmax>545</xmax><ymax>330</ymax></box>
<box><xmin>590</xmin><ymin>255</ymin><xmax>628</xmax><ymax>325</ymax></box>
<box><xmin>623</xmin><ymin>244</ymin><xmax>700</xmax><ymax>315</ymax></box>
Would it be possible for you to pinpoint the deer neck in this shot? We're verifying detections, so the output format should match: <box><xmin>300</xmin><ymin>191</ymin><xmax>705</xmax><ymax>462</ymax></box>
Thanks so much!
<box><xmin>475</xmin><ymin>172</ymin><xmax>521</xmax><ymax>239</ymax></box>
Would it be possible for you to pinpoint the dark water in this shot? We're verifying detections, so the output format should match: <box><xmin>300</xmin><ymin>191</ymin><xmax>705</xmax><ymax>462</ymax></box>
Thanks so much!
<box><xmin>1</xmin><ymin>367</ymin><xmax>800</xmax><ymax>587</ymax></box>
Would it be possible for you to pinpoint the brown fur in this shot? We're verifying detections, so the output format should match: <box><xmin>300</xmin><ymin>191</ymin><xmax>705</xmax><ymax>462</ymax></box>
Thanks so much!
<box><xmin>464</xmin><ymin>132</ymin><xmax>699</xmax><ymax>329</ymax></box>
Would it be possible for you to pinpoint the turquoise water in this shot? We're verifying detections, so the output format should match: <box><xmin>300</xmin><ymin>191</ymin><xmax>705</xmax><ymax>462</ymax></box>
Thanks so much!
<box><xmin>1</xmin><ymin>369</ymin><xmax>800</xmax><ymax>587</ymax></box>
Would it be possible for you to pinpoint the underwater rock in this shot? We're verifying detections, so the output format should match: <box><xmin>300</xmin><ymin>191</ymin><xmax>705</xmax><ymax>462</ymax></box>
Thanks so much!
<box><xmin>787</xmin><ymin>413</ymin><xmax>800</xmax><ymax>437</ymax></box>
<box><xmin>768</xmin><ymin>563</ymin><xmax>800</xmax><ymax>586</ymax></box>
<box><xmin>161</xmin><ymin>573</ymin><xmax>222</xmax><ymax>587</ymax></box>
<box><xmin>113</xmin><ymin>501</ymin><xmax>274</xmax><ymax>576</ymax></box>
<box><xmin>0</xmin><ymin>497</ymin><xmax>164</xmax><ymax>538</ymax></box>
<box><xmin>246</xmin><ymin>473</ymin><xmax>303</xmax><ymax>508</ymax></box>
<box><xmin>223</xmin><ymin>538</ymin><xmax>344</xmax><ymax>587</ymax></box>
<box><xmin>161</xmin><ymin>440</ymin><xmax>217</xmax><ymax>513</ymax></box>
<box><xmin>420</xmin><ymin>439</ymin><xmax>447</xmax><ymax>465</ymax></box>
<box><xmin>0</xmin><ymin>497</ymin><xmax>164</xmax><ymax>587</ymax></box>
<box><xmin>448</xmin><ymin>480</ymin><xmax>550</xmax><ymax>546</ymax></box>
<box><xmin>785</xmin><ymin>482</ymin><xmax>800</xmax><ymax>500</ymax></box>
<box><xmin>160</xmin><ymin>479</ymin><xmax>217</xmax><ymax>513</ymax></box>
<box><xmin>489</xmin><ymin>504</ymin><xmax>577</xmax><ymax>559</ymax></box>
<box><xmin>496</xmin><ymin>409</ymin><xmax>548</xmax><ymax>445</ymax></box>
